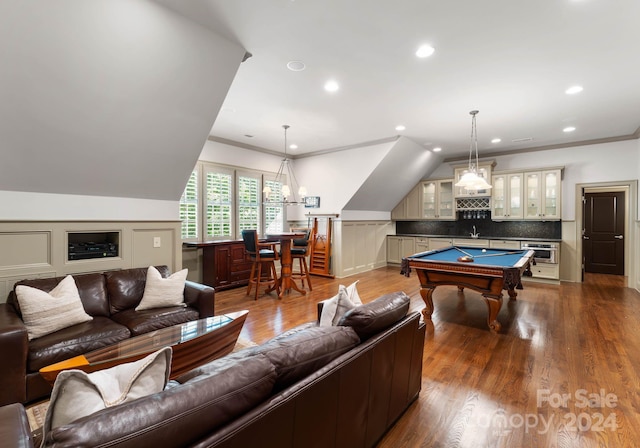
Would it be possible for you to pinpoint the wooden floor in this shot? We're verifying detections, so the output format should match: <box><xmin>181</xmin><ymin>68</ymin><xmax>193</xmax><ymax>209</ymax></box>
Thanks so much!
<box><xmin>214</xmin><ymin>267</ymin><xmax>640</xmax><ymax>448</ymax></box>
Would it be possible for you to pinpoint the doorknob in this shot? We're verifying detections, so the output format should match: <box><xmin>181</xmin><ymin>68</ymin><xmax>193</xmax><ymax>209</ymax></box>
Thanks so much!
<box><xmin>583</xmin><ymin>235</ymin><xmax>589</xmax><ymax>240</ymax></box>
<box><xmin>614</xmin><ymin>235</ymin><xmax>624</xmax><ymax>240</ymax></box>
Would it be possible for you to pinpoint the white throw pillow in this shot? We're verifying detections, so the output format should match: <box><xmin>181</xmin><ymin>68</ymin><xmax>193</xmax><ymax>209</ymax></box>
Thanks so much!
<box><xmin>15</xmin><ymin>275</ymin><xmax>93</xmax><ymax>341</ymax></box>
<box><xmin>43</xmin><ymin>347</ymin><xmax>172</xmax><ymax>432</ymax></box>
<box><xmin>135</xmin><ymin>266</ymin><xmax>188</xmax><ymax>311</ymax></box>
<box><xmin>319</xmin><ymin>288</ymin><xmax>356</xmax><ymax>327</ymax></box>
<box><xmin>340</xmin><ymin>280</ymin><xmax>362</xmax><ymax>305</ymax></box>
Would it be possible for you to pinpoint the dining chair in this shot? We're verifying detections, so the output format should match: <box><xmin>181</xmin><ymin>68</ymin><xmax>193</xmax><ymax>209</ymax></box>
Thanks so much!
<box><xmin>290</xmin><ymin>229</ymin><xmax>313</xmax><ymax>291</ymax></box>
<box><xmin>241</xmin><ymin>229</ymin><xmax>280</xmax><ymax>300</ymax></box>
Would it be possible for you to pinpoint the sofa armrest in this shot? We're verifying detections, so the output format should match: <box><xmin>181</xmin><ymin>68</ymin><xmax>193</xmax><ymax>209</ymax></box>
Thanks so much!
<box><xmin>0</xmin><ymin>403</ymin><xmax>34</xmax><ymax>448</ymax></box>
<box><xmin>184</xmin><ymin>280</ymin><xmax>215</xmax><ymax>318</ymax></box>
<box><xmin>0</xmin><ymin>304</ymin><xmax>29</xmax><ymax>406</ymax></box>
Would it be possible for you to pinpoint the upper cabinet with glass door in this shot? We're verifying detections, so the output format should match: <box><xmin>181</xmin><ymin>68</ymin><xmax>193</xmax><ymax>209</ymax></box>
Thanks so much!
<box><xmin>491</xmin><ymin>173</ymin><xmax>523</xmax><ymax>220</ymax></box>
<box><xmin>525</xmin><ymin>169</ymin><xmax>562</xmax><ymax>220</ymax></box>
<box><xmin>422</xmin><ymin>179</ymin><xmax>455</xmax><ymax>220</ymax></box>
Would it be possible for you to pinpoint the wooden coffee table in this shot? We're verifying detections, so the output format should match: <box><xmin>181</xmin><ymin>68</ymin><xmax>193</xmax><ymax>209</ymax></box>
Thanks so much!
<box><xmin>39</xmin><ymin>310</ymin><xmax>248</xmax><ymax>384</ymax></box>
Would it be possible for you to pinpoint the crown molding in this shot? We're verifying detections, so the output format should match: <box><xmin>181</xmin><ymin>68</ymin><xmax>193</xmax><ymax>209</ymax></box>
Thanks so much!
<box><xmin>443</xmin><ymin>131</ymin><xmax>640</xmax><ymax>163</ymax></box>
<box><xmin>207</xmin><ymin>135</ymin><xmax>400</xmax><ymax>159</ymax></box>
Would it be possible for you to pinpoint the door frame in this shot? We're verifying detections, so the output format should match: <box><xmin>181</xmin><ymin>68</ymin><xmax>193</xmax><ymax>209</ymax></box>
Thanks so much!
<box><xmin>574</xmin><ymin>180</ymin><xmax>637</xmax><ymax>287</ymax></box>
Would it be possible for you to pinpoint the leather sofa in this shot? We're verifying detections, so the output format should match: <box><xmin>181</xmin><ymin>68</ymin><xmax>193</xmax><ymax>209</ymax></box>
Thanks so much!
<box><xmin>0</xmin><ymin>291</ymin><xmax>425</xmax><ymax>448</ymax></box>
<box><xmin>0</xmin><ymin>266</ymin><xmax>214</xmax><ymax>407</ymax></box>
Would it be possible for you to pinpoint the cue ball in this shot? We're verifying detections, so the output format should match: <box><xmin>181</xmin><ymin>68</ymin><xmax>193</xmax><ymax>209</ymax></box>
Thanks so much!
<box><xmin>482</xmin><ymin>249</ymin><xmax>486</xmax><ymax>252</ymax></box>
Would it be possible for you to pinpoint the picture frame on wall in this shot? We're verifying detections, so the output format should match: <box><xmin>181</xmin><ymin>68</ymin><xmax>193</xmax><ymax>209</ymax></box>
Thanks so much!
<box><xmin>304</xmin><ymin>196</ymin><xmax>320</xmax><ymax>208</ymax></box>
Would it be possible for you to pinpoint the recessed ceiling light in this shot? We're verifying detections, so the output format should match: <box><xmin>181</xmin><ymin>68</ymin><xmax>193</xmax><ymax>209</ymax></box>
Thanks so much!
<box><xmin>395</xmin><ymin>125</ymin><xmax>406</xmax><ymax>131</ymax></box>
<box><xmin>491</xmin><ymin>138</ymin><xmax>502</xmax><ymax>144</ymax></box>
<box><xmin>565</xmin><ymin>85</ymin><xmax>583</xmax><ymax>95</ymax></box>
<box><xmin>289</xmin><ymin>144</ymin><xmax>298</xmax><ymax>150</ymax></box>
<box><xmin>563</xmin><ymin>126</ymin><xmax>576</xmax><ymax>133</ymax></box>
<box><xmin>416</xmin><ymin>44</ymin><xmax>435</xmax><ymax>58</ymax></box>
<box><xmin>432</xmin><ymin>147</ymin><xmax>442</xmax><ymax>152</ymax></box>
<box><xmin>324</xmin><ymin>80</ymin><xmax>339</xmax><ymax>92</ymax></box>
<box><xmin>287</xmin><ymin>60</ymin><xmax>306</xmax><ymax>71</ymax></box>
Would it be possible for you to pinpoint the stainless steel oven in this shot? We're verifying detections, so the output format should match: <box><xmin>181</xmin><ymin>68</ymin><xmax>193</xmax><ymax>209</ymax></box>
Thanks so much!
<box><xmin>521</xmin><ymin>242</ymin><xmax>559</xmax><ymax>264</ymax></box>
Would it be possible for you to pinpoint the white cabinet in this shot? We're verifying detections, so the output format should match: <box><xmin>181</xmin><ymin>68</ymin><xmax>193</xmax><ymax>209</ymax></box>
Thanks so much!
<box><xmin>492</xmin><ymin>173</ymin><xmax>524</xmax><ymax>220</ymax></box>
<box><xmin>454</xmin><ymin>162</ymin><xmax>494</xmax><ymax>198</ymax></box>
<box><xmin>415</xmin><ymin>237</ymin><xmax>429</xmax><ymax>253</ymax></box>
<box><xmin>428</xmin><ymin>238</ymin><xmax>453</xmax><ymax>250</ymax></box>
<box><xmin>489</xmin><ymin>240</ymin><xmax>521</xmax><ymax>250</ymax></box>
<box><xmin>453</xmin><ymin>238</ymin><xmax>489</xmax><ymax>248</ymax></box>
<box><xmin>386</xmin><ymin>236</ymin><xmax>415</xmax><ymax>263</ymax></box>
<box><xmin>524</xmin><ymin>169</ymin><xmax>561</xmax><ymax>220</ymax></box>
<box><xmin>529</xmin><ymin>263</ymin><xmax>560</xmax><ymax>280</ymax></box>
<box><xmin>422</xmin><ymin>179</ymin><xmax>455</xmax><ymax>220</ymax></box>
<box><xmin>391</xmin><ymin>183</ymin><xmax>422</xmax><ymax>220</ymax></box>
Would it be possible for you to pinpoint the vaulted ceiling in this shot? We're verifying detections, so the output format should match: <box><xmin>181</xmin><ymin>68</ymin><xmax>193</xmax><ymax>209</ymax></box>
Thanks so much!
<box><xmin>157</xmin><ymin>0</ymin><xmax>640</xmax><ymax>160</ymax></box>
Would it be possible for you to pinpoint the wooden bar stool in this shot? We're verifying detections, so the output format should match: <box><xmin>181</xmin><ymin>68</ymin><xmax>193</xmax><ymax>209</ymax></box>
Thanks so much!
<box><xmin>241</xmin><ymin>229</ymin><xmax>280</xmax><ymax>300</ymax></box>
<box><xmin>290</xmin><ymin>230</ymin><xmax>312</xmax><ymax>291</ymax></box>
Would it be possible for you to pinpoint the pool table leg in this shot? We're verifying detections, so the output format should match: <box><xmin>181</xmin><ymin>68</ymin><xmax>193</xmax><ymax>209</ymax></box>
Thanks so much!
<box><xmin>419</xmin><ymin>287</ymin><xmax>435</xmax><ymax>320</ymax></box>
<box><xmin>483</xmin><ymin>295</ymin><xmax>503</xmax><ymax>333</ymax></box>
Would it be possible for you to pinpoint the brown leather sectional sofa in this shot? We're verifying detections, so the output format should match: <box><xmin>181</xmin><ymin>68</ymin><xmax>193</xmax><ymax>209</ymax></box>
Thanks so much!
<box><xmin>0</xmin><ymin>291</ymin><xmax>425</xmax><ymax>448</ymax></box>
<box><xmin>0</xmin><ymin>266</ymin><xmax>214</xmax><ymax>407</ymax></box>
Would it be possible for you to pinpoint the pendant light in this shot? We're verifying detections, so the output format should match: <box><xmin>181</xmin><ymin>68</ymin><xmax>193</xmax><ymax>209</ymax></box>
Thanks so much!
<box><xmin>455</xmin><ymin>110</ymin><xmax>492</xmax><ymax>191</ymax></box>
<box><xmin>263</xmin><ymin>125</ymin><xmax>307</xmax><ymax>204</ymax></box>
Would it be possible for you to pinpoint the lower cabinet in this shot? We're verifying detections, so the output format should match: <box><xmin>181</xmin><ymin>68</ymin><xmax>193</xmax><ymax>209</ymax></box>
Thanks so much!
<box><xmin>415</xmin><ymin>237</ymin><xmax>429</xmax><ymax>254</ymax></box>
<box><xmin>193</xmin><ymin>241</ymin><xmax>254</xmax><ymax>290</ymax></box>
<box><xmin>428</xmin><ymin>238</ymin><xmax>453</xmax><ymax>250</ymax></box>
<box><xmin>387</xmin><ymin>236</ymin><xmax>415</xmax><ymax>264</ymax></box>
<box><xmin>528</xmin><ymin>263</ymin><xmax>560</xmax><ymax>280</ymax></box>
<box><xmin>452</xmin><ymin>238</ymin><xmax>489</xmax><ymax>248</ymax></box>
<box><xmin>489</xmin><ymin>239</ymin><xmax>521</xmax><ymax>250</ymax></box>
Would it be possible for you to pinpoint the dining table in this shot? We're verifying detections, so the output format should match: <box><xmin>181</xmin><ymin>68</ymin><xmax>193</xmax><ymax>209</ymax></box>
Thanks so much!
<box><xmin>265</xmin><ymin>232</ymin><xmax>306</xmax><ymax>298</ymax></box>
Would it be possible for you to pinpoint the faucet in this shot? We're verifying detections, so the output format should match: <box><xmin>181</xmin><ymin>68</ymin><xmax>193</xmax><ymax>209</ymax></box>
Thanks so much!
<box><xmin>470</xmin><ymin>225</ymin><xmax>480</xmax><ymax>238</ymax></box>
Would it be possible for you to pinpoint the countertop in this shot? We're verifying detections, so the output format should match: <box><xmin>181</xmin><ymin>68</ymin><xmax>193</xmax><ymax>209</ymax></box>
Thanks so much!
<box><xmin>393</xmin><ymin>234</ymin><xmax>562</xmax><ymax>242</ymax></box>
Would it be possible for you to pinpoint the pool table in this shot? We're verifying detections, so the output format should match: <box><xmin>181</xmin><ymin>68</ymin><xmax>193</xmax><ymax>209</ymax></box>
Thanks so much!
<box><xmin>403</xmin><ymin>246</ymin><xmax>535</xmax><ymax>333</ymax></box>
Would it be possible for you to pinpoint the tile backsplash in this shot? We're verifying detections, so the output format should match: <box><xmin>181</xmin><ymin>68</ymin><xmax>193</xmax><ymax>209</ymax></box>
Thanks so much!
<box><xmin>396</xmin><ymin>219</ymin><xmax>561</xmax><ymax>240</ymax></box>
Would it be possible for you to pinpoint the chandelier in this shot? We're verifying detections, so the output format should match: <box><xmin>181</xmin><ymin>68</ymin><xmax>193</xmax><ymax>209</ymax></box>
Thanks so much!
<box><xmin>454</xmin><ymin>110</ymin><xmax>492</xmax><ymax>191</ymax></box>
<box><xmin>263</xmin><ymin>125</ymin><xmax>307</xmax><ymax>205</ymax></box>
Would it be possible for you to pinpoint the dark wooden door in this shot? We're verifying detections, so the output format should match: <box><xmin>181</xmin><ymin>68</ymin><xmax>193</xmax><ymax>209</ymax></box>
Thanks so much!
<box><xmin>583</xmin><ymin>191</ymin><xmax>625</xmax><ymax>275</ymax></box>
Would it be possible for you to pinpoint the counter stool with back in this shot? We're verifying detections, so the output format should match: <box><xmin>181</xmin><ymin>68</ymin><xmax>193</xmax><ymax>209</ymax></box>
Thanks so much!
<box><xmin>241</xmin><ymin>229</ymin><xmax>280</xmax><ymax>300</ymax></box>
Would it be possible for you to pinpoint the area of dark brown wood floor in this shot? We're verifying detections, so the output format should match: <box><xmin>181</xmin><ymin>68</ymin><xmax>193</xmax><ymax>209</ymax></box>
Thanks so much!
<box><xmin>214</xmin><ymin>267</ymin><xmax>640</xmax><ymax>448</ymax></box>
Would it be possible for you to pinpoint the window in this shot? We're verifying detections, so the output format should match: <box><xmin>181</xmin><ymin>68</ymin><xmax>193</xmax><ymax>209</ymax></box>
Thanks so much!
<box><xmin>264</xmin><ymin>178</ymin><xmax>284</xmax><ymax>234</ymax></box>
<box><xmin>205</xmin><ymin>169</ymin><xmax>233</xmax><ymax>239</ymax></box>
<box><xmin>180</xmin><ymin>162</ymin><xmax>285</xmax><ymax>241</ymax></box>
<box><xmin>237</xmin><ymin>173</ymin><xmax>261</xmax><ymax>234</ymax></box>
<box><xmin>179</xmin><ymin>170</ymin><xmax>198</xmax><ymax>240</ymax></box>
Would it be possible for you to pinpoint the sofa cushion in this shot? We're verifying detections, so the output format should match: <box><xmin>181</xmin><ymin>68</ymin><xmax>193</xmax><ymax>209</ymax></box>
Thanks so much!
<box><xmin>43</xmin><ymin>347</ymin><xmax>172</xmax><ymax>432</ymax></box>
<box><xmin>28</xmin><ymin>317</ymin><xmax>131</xmax><ymax>372</ymax></box>
<box><xmin>41</xmin><ymin>354</ymin><xmax>277</xmax><ymax>448</ymax></box>
<box><xmin>105</xmin><ymin>266</ymin><xmax>170</xmax><ymax>315</ymax></box>
<box><xmin>337</xmin><ymin>291</ymin><xmax>411</xmax><ymax>340</ymax></box>
<box><xmin>254</xmin><ymin>325</ymin><xmax>360</xmax><ymax>392</ymax></box>
<box><xmin>111</xmin><ymin>306</ymin><xmax>199</xmax><ymax>336</ymax></box>
<box><xmin>135</xmin><ymin>266</ymin><xmax>188</xmax><ymax>311</ymax></box>
<box><xmin>16</xmin><ymin>275</ymin><xmax>93</xmax><ymax>341</ymax></box>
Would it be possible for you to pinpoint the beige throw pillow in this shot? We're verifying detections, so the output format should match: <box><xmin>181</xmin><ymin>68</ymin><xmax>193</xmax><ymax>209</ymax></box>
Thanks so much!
<box><xmin>43</xmin><ymin>346</ymin><xmax>172</xmax><ymax>433</ymax></box>
<box><xmin>135</xmin><ymin>266</ymin><xmax>188</xmax><ymax>311</ymax></box>
<box><xmin>15</xmin><ymin>275</ymin><xmax>93</xmax><ymax>340</ymax></box>
<box><xmin>341</xmin><ymin>280</ymin><xmax>362</xmax><ymax>305</ymax></box>
<box><xmin>319</xmin><ymin>281</ymin><xmax>363</xmax><ymax>327</ymax></box>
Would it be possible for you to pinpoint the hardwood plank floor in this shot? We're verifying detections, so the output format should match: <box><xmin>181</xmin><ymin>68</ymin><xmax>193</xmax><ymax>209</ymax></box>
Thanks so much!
<box><xmin>214</xmin><ymin>267</ymin><xmax>640</xmax><ymax>447</ymax></box>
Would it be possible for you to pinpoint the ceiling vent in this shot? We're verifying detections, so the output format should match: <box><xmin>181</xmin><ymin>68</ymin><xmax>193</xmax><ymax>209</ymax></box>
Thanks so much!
<box><xmin>511</xmin><ymin>137</ymin><xmax>534</xmax><ymax>143</ymax></box>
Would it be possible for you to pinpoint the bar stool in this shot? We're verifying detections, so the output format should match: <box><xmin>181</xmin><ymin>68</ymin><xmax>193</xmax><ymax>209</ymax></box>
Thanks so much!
<box><xmin>290</xmin><ymin>230</ymin><xmax>312</xmax><ymax>291</ymax></box>
<box><xmin>241</xmin><ymin>229</ymin><xmax>280</xmax><ymax>300</ymax></box>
